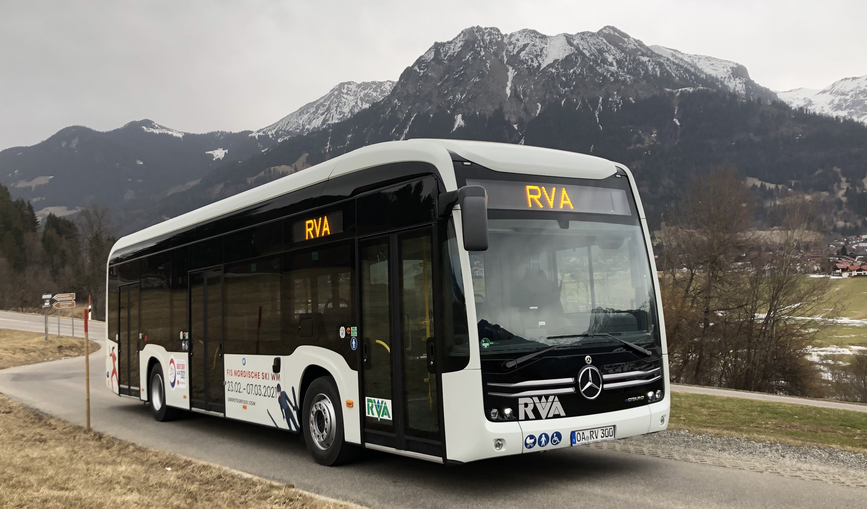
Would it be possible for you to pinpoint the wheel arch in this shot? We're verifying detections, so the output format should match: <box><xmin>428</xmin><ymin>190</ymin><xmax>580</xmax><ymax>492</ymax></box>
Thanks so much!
<box><xmin>145</xmin><ymin>355</ymin><xmax>161</xmax><ymax>402</ymax></box>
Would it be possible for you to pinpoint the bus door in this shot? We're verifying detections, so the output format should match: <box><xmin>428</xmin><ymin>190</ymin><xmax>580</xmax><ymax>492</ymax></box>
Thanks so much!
<box><xmin>360</xmin><ymin>226</ymin><xmax>443</xmax><ymax>457</ymax></box>
<box><xmin>117</xmin><ymin>283</ymin><xmax>140</xmax><ymax>397</ymax></box>
<box><xmin>189</xmin><ymin>268</ymin><xmax>225</xmax><ymax>413</ymax></box>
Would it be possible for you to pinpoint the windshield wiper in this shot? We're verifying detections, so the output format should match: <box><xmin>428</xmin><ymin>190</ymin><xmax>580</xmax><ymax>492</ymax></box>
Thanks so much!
<box><xmin>582</xmin><ymin>332</ymin><xmax>654</xmax><ymax>357</ymax></box>
<box><xmin>503</xmin><ymin>332</ymin><xmax>653</xmax><ymax>369</ymax></box>
<box><xmin>503</xmin><ymin>341</ymin><xmax>585</xmax><ymax>369</ymax></box>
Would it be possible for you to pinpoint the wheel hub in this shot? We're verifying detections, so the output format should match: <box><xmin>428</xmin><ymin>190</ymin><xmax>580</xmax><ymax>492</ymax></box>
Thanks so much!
<box><xmin>309</xmin><ymin>394</ymin><xmax>335</xmax><ymax>451</ymax></box>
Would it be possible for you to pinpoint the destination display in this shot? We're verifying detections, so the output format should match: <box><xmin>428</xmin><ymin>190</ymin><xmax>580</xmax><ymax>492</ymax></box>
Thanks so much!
<box><xmin>292</xmin><ymin>211</ymin><xmax>344</xmax><ymax>242</ymax></box>
<box><xmin>466</xmin><ymin>179</ymin><xmax>631</xmax><ymax>216</ymax></box>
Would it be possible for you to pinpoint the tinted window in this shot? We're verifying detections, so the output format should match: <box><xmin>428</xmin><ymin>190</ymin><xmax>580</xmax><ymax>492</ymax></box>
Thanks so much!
<box><xmin>140</xmin><ymin>253</ymin><xmax>172</xmax><ymax>349</ymax></box>
<box><xmin>108</xmin><ymin>265</ymin><xmax>119</xmax><ymax>342</ymax></box>
<box><xmin>282</xmin><ymin>242</ymin><xmax>356</xmax><ymax>368</ymax></box>
<box><xmin>171</xmin><ymin>247</ymin><xmax>188</xmax><ymax>343</ymax></box>
<box><xmin>224</xmin><ymin>256</ymin><xmax>282</xmax><ymax>355</ymax></box>
<box><xmin>441</xmin><ymin>220</ymin><xmax>470</xmax><ymax>372</ymax></box>
<box><xmin>224</xmin><ymin>221</ymin><xmax>283</xmax><ymax>265</ymax></box>
<box><xmin>357</xmin><ymin>177</ymin><xmax>436</xmax><ymax>235</ymax></box>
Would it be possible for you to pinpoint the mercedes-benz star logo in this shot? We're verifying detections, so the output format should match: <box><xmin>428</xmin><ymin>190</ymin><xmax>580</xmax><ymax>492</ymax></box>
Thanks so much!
<box><xmin>577</xmin><ymin>365</ymin><xmax>603</xmax><ymax>400</ymax></box>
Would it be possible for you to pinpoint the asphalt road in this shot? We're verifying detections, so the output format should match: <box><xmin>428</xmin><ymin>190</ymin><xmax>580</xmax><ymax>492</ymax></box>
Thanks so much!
<box><xmin>0</xmin><ymin>309</ymin><xmax>106</xmax><ymax>340</ymax></box>
<box><xmin>1</xmin><ymin>311</ymin><xmax>865</xmax><ymax>508</ymax></box>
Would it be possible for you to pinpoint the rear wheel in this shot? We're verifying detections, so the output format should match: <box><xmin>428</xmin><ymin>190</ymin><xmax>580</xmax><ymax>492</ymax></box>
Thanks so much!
<box><xmin>149</xmin><ymin>364</ymin><xmax>180</xmax><ymax>422</ymax></box>
<box><xmin>302</xmin><ymin>376</ymin><xmax>357</xmax><ymax>465</ymax></box>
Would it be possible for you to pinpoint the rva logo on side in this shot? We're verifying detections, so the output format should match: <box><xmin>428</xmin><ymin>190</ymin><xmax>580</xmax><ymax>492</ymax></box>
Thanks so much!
<box><xmin>518</xmin><ymin>395</ymin><xmax>565</xmax><ymax>420</ymax></box>
<box><xmin>365</xmin><ymin>397</ymin><xmax>392</xmax><ymax>421</ymax></box>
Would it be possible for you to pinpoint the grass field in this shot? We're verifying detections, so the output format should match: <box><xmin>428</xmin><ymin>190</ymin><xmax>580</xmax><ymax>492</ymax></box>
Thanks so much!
<box><xmin>669</xmin><ymin>392</ymin><xmax>867</xmax><ymax>453</ymax></box>
<box><xmin>810</xmin><ymin>276</ymin><xmax>867</xmax><ymax>348</ymax></box>
<box><xmin>0</xmin><ymin>329</ymin><xmax>355</xmax><ymax>509</ymax></box>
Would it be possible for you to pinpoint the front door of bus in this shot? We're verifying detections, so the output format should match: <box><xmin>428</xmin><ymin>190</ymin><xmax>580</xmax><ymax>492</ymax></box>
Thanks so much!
<box><xmin>117</xmin><ymin>283</ymin><xmax>140</xmax><ymax>397</ymax></box>
<box><xmin>360</xmin><ymin>227</ymin><xmax>443</xmax><ymax>457</ymax></box>
<box><xmin>189</xmin><ymin>268</ymin><xmax>224</xmax><ymax>413</ymax></box>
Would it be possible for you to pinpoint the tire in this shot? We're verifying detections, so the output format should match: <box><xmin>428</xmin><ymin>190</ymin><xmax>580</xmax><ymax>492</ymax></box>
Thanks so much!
<box><xmin>302</xmin><ymin>376</ymin><xmax>357</xmax><ymax>465</ymax></box>
<box><xmin>149</xmin><ymin>364</ymin><xmax>180</xmax><ymax>422</ymax></box>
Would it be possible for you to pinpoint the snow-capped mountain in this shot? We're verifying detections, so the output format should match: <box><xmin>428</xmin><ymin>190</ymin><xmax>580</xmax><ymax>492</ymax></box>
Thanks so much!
<box><xmin>648</xmin><ymin>45</ymin><xmax>774</xmax><ymax>101</ymax></box>
<box><xmin>0</xmin><ymin>119</ymin><xmax>271</xmax><ymax>219</ymax></box>
<box><xmin>777</xmin><ymin>75</ymin><xmax>867</xmax><ymax>124</ymax></box>
<box><xmin>252</xmin><ymin>80</ymin><xmax>395</xmax><ymax>142</ymax></box>
<box><xmin>385</xmin><ymin>26</ymin><xmax>776</xmax><ymax>134</ymax></box>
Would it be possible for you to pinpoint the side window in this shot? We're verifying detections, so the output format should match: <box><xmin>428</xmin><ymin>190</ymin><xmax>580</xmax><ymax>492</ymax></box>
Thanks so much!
<box><xmin>282</xmin><ymin>242</ymin><xmax>356</xmax><ymax>368</ymax></box>
<box><xmin>140</xmin><ymin>253</ymin><xmax>172</xmax><ymax>349</ymax></box>
<box><xmin>441</xmin><ymin>220</ymin><xmax>470</xmax><ymax>372</ymax></box>
<box><xmin>224</xmin><ymin>256</ymin><xmax>282</xmax><ymax>355</ymax></box>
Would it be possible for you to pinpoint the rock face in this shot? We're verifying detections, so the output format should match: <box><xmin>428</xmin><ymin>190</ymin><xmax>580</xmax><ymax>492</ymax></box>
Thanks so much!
<box><xmin>252</xmin><ymin>81</ymin><xmax>396</xmax><ymax>142</ymax></box>
<box><xmin>385</xmin><ymin>26</ymin><xmax>776</xmax><ymax>137</ymax></box>
<box><xmin>777</xmin><ymin>75</ymin><xmax>867</xmax><ymax>124</ymax></box>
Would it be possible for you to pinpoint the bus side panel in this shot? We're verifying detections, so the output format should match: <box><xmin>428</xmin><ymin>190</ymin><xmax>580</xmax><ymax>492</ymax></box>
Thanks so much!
<box><xmin>140</xmin><ymin>344</ymin><xmax>190</xmax><ymax>410</ymax></box>
<box><xmin>224</xmin><ymin>354</ymin><xmax>298</xmax><ymax>430</ymax></box>
<box><xmin>106</xmin><ymin>339</ymin><xmax>120</xmax><ymax>395</ymax></box>
<box><xmin>285</xmin><ymin>346</ymin><xmax>360</xmax><ymax>444</ymax></box>
<box><xmin>442</xmin><ymin>369</ymin><xmax>522</xmax><ymax>463</ymax></box>
<box><xmin>222</xmin><ymin>348</ymin><xmax>360</xmax><ymax>444</ymax></box>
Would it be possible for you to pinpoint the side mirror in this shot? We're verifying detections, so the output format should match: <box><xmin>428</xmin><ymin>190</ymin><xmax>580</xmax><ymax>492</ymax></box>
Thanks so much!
<box><xmin>440</xmin><ymin>185</ymin><xmax>488</xmax><ymax>251</ymax></box>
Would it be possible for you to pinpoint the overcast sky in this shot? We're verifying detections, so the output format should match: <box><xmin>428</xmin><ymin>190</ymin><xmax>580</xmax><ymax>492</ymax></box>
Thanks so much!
<box><xmin>1</xmin><ymin>0</ymin><xmax>865</xmax><ymax>151</ymax></box>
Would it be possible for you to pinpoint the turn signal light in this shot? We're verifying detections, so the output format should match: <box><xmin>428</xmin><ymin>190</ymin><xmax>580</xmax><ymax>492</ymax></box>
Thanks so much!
<box><xmin>346</xmin><ymin>400</ymin><xmax>354</xmax><ymax>408</ymax></box>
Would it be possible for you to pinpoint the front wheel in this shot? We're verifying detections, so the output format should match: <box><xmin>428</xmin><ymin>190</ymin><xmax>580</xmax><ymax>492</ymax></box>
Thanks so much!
<box><xmin>149</xmin><ymin>364</ymin><xmax>180</xmax><ymax>422</ymax></box>
<box><xmin>302</xmin><ymin>376</ymin><xmax>357</xmax><ymax>465</ymax></box>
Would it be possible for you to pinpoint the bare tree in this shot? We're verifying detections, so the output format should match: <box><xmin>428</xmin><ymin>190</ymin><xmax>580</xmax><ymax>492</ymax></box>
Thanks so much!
<box><xmin>74</xmin><ymin>204</ymin><xmax>116</xmax><ymax>320</ymax></box>
<box><xmin>659</xmin><ymin>168</ymin><xmax>834</xmax><ymax>396</ymax></box>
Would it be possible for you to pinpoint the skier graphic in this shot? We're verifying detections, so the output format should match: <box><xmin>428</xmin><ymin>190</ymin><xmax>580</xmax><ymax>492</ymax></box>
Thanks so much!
<box><xmin>276</xmin><ymin>384</ymin><xmax>300</xmax><ymax>431</ymax></box>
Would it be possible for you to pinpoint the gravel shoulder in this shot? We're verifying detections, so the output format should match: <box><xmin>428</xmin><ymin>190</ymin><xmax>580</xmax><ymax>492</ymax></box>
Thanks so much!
<box><xmin>601</xmin><ymin>430</ymin><xmax>867</xmax><ymax>489</ymax></box>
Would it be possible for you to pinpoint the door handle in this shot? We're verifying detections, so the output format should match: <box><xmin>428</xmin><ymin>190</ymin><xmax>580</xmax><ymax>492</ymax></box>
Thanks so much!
<box><xmin>363</xmin><ymin>338</ymin><xmax>370</xmax><ymax>366</ymax></box>
<box><xmin>426</xmin><ymin>337</ymin><xmax>436</xmax><ymax>372</ymax></box>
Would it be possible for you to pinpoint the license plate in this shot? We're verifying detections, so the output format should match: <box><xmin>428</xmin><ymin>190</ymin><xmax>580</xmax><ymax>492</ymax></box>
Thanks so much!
<box><xmin>571</xmin><ymin>425</ymin><xmax>616</xmax><ymax>446</ymax></box>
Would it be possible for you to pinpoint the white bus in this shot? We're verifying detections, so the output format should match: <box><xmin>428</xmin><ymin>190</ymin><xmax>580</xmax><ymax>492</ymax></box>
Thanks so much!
<box><xmin>105</xmin><ymin>139</ymin><xmax>669</xmax><ymax>465</ymax></box>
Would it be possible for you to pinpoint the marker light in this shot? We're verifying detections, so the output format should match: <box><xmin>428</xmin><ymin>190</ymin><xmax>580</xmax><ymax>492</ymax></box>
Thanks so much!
<box><xmin>490</xmin><ymin>408</ymin><xmax>499</xmax><ymax>420</ymax></box>
<box><xmin>647</xmin><ymin>391</ymin><xmax>655</xmax><ymax>401</ymax></box>
<box><xmin>494</xmin><ymin>439</ymin><xmax>506</xmax><ymax>451</ymax></box>
<box><xmin>655</xmin><ymin>390</ymin><xmax>663</xmax><ymax>400</ymax></box>
<box><xmin>503</xmin><ymin>407</ymin><xmax>513</xmax><ymax>419</ymax></box>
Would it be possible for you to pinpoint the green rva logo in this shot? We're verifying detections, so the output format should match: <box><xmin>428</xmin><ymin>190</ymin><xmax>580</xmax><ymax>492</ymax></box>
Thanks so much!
<box><xmin>365</xmin><ymin>397</ymin><xmax>392</xmax><ymax>421</ymax></box>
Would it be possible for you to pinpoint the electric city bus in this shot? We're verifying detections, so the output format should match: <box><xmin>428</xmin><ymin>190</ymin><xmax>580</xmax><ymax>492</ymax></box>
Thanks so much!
<box><xmin>105</xmin><ymin>139</ymin><xmax>669</xmax><ymax>465</ymax></box>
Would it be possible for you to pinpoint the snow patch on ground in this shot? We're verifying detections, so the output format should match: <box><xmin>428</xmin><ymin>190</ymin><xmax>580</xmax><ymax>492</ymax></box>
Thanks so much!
<box><xmin>506</xmin><ymin>66</ymin><xmax>515</xmax><ymax>98</ymax></box>
<box><xmin>14</xmin><ymin>176</ymin><xmax>52</xmax><ymax>189</ymax></box>
<box><xmin>142</xmin><ymin>123</ymin><xmax>184</xmax><ymax>138</ymax></box>
<box><xmin>452</xmin><ymin>114</ymin><xmax>465</xmax><ymax>132</ymax></box>
<box><xmin>206</xmin><ymin>148</ymin><xmax>228</xmax><ymax>161</ymax></box>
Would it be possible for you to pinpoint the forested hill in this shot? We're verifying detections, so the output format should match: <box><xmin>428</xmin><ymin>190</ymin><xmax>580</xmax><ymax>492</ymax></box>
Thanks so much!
<box><xmin>152</xmin><ymin>88</ymin><xmax>867</xmax><ymax>231</ymax></box>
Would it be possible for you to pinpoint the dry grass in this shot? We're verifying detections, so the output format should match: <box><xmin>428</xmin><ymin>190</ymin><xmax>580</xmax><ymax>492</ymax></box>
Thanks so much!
<box><xmin>669</xmin><ymin>392</ymin><xmax>867</xmax><ymax>453</ymax></box>
<box><xmin>0</xmin><ymin>329</ymin><xmax>359</xmax><ymax>509</ymax></box>
<box><xmin>0</xmin><ymin>329</ymin><xmax>100</xmax><ymax>370</ymax></box>
<box><xmin>0</xmin><ymin>395</ymin><xmax>353</xmax><ymax>509</ymax></box>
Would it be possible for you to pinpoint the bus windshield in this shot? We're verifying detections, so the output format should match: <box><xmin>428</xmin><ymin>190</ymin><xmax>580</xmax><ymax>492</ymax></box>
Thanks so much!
<box><xmin>470</xmin><ymin>217</ymin><xmax>660</xmax><ymax>358</ymax></box>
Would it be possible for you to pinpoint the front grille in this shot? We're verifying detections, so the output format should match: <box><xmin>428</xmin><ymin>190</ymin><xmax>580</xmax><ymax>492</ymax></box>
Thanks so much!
<box><xmin>486</xmin><ymin>377</ymin><xmax>576</xmax><ymax>398</ymax></box>
<box><xmin>602</xmin><ymin>367</ymin><xmax>661</xmax><ymax>390</ymax></box>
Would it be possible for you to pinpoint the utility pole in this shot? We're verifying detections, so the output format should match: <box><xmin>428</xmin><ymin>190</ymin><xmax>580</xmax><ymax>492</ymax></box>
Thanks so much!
<box><xmin>84</xmin><ymin>303</ymin><xmax>91</xmax><ymax>432</ymax></box>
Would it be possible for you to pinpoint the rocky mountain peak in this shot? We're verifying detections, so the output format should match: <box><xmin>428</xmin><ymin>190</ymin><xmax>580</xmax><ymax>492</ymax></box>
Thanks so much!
<box><xmin>252</xmin><ymin>80</ymin><xmax>395</xmax><ymax>142</ymax></box>
<box><xmin>777</xmin><ymin>74</ymin><xmax>867</xmax><ymax>124</ymax></box>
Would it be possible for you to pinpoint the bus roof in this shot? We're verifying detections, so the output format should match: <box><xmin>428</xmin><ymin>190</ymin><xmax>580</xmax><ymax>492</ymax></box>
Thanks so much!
<box><xmin>109</xmin><ymin>139</ymin><xmax>622</xmax><ymax>262</ymax></box>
